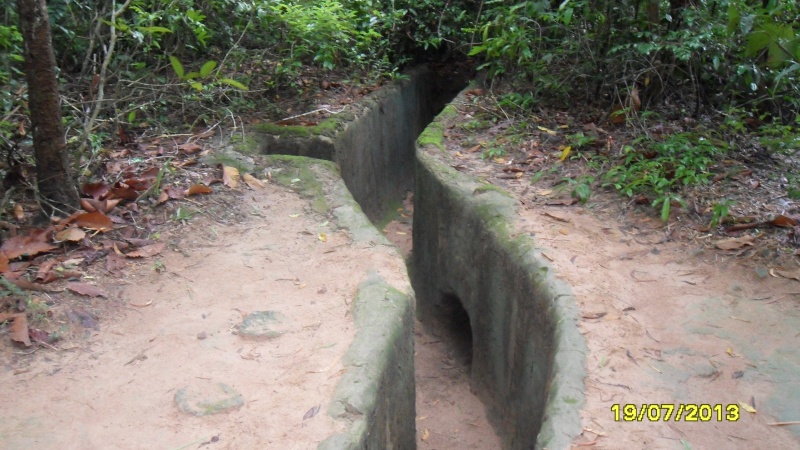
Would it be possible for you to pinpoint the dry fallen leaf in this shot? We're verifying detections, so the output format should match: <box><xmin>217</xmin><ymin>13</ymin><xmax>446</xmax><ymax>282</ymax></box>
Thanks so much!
<box><xmin>243</xmin><ymin>173</ymin><xmax>266</xmax><ymax>189</ymax></box>
<box><xmin>106</xmin><ymin>252</ymin><xmax>127</xmax><ymax>275</ymax></box>
<box><xmin>28</xmin><ymin>328</ymin><xmax>50</xmax><ymax>345</ymax></box>
<box><xmin>74</xmin><ymin>211</ymin><xmax>113</xmax><ymax>232</ymax></box>
<box><xmin>13</xmin><ymin>204</ymin><xmax>24</xmax><ymax>221</ymax></box>
<box><xmin>0</xmin><ymin>251</ymin><xmax>8</xmax><ymax>273</ymax></box>
<box><xmin>739</xmin><ymin>401</ymin><xmax>757</xmax><ymax>414</ymax></box>
<box><xmin>421</xmin><ymin>429</ymin><xmax>430</xmax><ymax>441</ymax></box>
<box><xmin>109</xmin><ymin>185</ymin><xmax>139</xmax><ymax>200</ymax></box>
<box><xmin>223</xmin><ymin>165</ymin><xmax>240</xmax><ymax>188</ymax></box>
<box><xmin>125</xmin><ymin>242</ymin><xmax>166</xmax><ymax>258</ymax></box>
<box><xmin>177</xmin><ymin>142</ymin><xmax>202</xmax><ymax>154</ymax></box>
<box><xmin>55</xmin><ymin>227</ymin><xmax>86</xmax><ymax>242</ymax></box>
<box><xmin>81</xmin><ymin>198</ymin><xmax>121</xmax><ymax>213</ymax></box>
<box><xmin>81</xmin><ymin>182</ymin><xmax>110</xmax><ymax>200</ymax></box>
<box><xmin>67</xmin><ymin>282</ymin><xmax>108</xmax><ymax>298</ymax></box>
<box><xmin>770</xmin><ymin>214</ymin><xmax>798</xmax><ymax>228</ymax></box>
<box><xmin>774</xmin><ymin>268</ymin><xmax>800</xmax><ymax>282</ymax></box>
<box><xmin>79</xmin><ymin>198</ymin><xmax>97</xmax><ymax>212</ymax></box>
<box><xmin>302</xmin><ymin>404</ymin><xmax>321</xmax><ymax>421</ymax></box>
<box><xmin>164</xmin><ymin>185</ymin><xmax>186</xmax><ymax>200</ymax></box>
<box><xmin>186</xmin><ymin>184</ymin><xmax>213</xmax><ymax>196</ymax></box>
<box><xmin>156</xmin><ymin>190</ymin><xmax>170</xmax><ymax>205</ymax></box>
<box><xmin>715</xmin><ymin>235</ymin><xmax>756</xmax><ymax>250</ymax></box>
<box><xmin>36</xmin><ymin>259</ymin><xmax>59</xmax><ymax>282</ymax></box>
<box><xmin>0</xmin><ymin>312</ymin><xmax>31</xmax><ymax>346</ymax></box>
<box><xmin>1</xmin><ymin>233</ymin><xmax>58</xmax><ymax>259</ymax></box>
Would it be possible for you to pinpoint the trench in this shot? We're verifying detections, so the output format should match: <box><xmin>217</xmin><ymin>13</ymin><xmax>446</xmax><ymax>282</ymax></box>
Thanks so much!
<box><xmin>257</xmin><ymin>65</ymin><xmax>584</xmax><ymax>449</ymax></box>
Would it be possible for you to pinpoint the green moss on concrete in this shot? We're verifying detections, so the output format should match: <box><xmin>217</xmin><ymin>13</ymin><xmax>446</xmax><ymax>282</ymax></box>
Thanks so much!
<box><xmin>438</xmin><ymin>104</ymin><xmax>459</xmax><ymax>120</ymax></box>
<box><xmin>417</xmin><ymin>122</ymin><xmax>445</xmax><ymax>151</ymax></box>
<box><xmin>202</xmin><ymin>153</ymin><xmax>253</xmax><ymax>174</ymax></box>
<box><xmin>473</xmin><ymin>183</ymin><xmax>515</xmax><ymax>199</ymax></box>
<box><xmin>313</xmin><ymin>116</ymin><xmax>344</xmax><ymax>135</ymax></box>
<box><xmin>563</xmin><ymin>396</ymin><xmax>578</xmax><ymax>405</ymax></box>
<box><xmin>373</xmin><ymin>197</ymin><xmax>404</xmax><ymax>231</ymax></box>
<box><xmin>264</xmin><ymin>155</ymin><xmax>338</xmax><ymax>213</ymax></box>
<box><xmin>252</xmin><ymin>116</ymin><xmax>343</xmax><ymax>139</ymax></box>
<box><xmin>230</xmin><ymin>134</ymin><xmax>261</xmax><ymax>154</ymax></box>
<box><xmin>254</xmin><ymin>122</ymin><xmax>312</xmax><ymax>138</ymax></box>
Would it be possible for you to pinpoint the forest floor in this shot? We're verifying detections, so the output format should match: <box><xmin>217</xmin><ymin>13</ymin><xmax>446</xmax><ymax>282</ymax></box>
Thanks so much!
<box><xmin>1</xmin><ymin>68</ymin><xmax>800</xmax><ymax>449</ymax></box>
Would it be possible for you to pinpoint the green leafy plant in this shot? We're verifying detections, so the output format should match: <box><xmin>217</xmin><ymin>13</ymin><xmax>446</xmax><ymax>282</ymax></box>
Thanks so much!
<box><xmin>498</xmin><ymin>92</ymin><xmax>535</xmax><ymax>112</ymax></box>
<box><xmin>530</xmin><ymin>166</ymin><xmax>558</xmax><ymax>185</ymax></box>
<box><xmin>562</xmin><ymin>175</ymin><xmax>594</xmax><ymax>204</ymax></box>
<box><xmin>482</xmin><ymin>147</ymin><xmax>506</xmax><ymax>159</ymax></box>
<box><xmin>567</xmin><ymin>132</ymin><xmax>597</xmax><ymax>150</ymax></box>
<box><xmin>169</xmin><ymin>56</ymin><xmax>248</xmax><ymax>91</ymax></box>
<box><xmin>267</xmin><ymin>0</ymin><xmax>382</xmax><ymax>71</ymax></box>
<box><xmin>172</xmin><ymin>207</ymin><xmax>199</xmax><ymax>222</ymax></box>
<box><xmin>710</xmin><ymin>199</ymin><xmax>734</xmax><ymax>228</ymax></box>
<box><xmin>152</xmin><ymin>260</ymin><xmax>166</xmax><ymax>272</ymax></box>
<box><xmin>603</xmin><ymin>133</ymin><xmax>723</xmax><ymax>221</ymax></box>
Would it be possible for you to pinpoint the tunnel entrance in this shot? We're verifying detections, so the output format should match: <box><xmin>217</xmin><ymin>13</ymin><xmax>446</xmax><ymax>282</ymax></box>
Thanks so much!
<box><xmin>433</xmin><ymin>293</ymin><xmax>473</xmax><ymax>369</ymax></box>
<box><xmin>412</xmin><ymin>288</ymin><xmax>501</xmax><ymax>448</ymax></box>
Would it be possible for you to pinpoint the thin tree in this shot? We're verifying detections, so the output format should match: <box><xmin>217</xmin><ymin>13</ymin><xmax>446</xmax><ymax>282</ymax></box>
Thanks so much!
<box><xmin>17</xmin><ymin>0</ymin><xmax>78</xmax><ymax>217</ymax></box>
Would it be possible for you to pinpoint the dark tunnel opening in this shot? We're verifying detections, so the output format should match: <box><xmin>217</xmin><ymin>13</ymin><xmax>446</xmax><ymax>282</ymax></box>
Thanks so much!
<box><xmin>433</xmin><ymin>293</ymin><xmax>474</xmax><ymax>369</ymax></box>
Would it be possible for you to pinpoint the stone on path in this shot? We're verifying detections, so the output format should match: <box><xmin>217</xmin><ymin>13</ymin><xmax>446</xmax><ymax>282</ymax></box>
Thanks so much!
<box><xmin>175</xmin><ymin>380</ymin><xmax>244</xmax><ymax>416</ymax></box>
<box><xmin>238</xmin><ymin>310</ymin><xmax>290</xmax><ymax>341</ymax></box>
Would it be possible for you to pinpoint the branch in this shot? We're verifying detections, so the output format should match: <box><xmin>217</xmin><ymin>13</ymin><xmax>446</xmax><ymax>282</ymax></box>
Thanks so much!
<box><xmin>80</xmin><ymin>5</ymin><xmax>109</xmax><ymax>76</ymax></box>
<box><xmin>218</xmin><ymin>16</ymin><xmax>253</xmax><ymax>76</ymax></box>
<box><xmin>76</xmin><ymin>0</ymin><xmax>133</xmax><ymax>157</ymax></box>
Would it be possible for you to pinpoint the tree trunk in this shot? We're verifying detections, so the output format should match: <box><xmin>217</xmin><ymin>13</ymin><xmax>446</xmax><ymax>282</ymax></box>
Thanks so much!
<box><xmin>17</xmin><ymin>0</ymin><xmax>78</xmax><ymax>217</ymax></box>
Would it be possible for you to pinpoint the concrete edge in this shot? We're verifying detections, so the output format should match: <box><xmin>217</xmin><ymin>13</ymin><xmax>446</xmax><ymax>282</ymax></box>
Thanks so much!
<box><xmin>318</xmin><ymin>273</ymin><xmax>415</xmax><ymax>450</ymax></box>
<box><xmin>261</xmin><ymin>155</ymin><xmax>416</xmax><ymax>449</ymax></box>
<box><xmin>414</xmin><ymin>91</ymin><xmax>587</xmax><ymax>449</ymax></box>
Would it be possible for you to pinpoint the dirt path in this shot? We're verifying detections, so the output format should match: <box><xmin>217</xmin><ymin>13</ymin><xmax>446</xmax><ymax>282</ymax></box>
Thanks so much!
<box><xmin>0</xmin><ymin>180</ymin><xmax>409</xmax><ymax>449</ymax></box>
<box><xmin>515</xmin><ymin>203</ymin><xmax>800</xmax><ymax>449</ymax></box>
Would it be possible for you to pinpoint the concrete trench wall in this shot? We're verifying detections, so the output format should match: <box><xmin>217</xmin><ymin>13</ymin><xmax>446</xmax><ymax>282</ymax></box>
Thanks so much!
<box><xmin>254</xmin><ymin>69</ymin><xmax>585</xmax><ymax>449</ymax></box>
<box><xmin>334</xmin><ymin>69</ymin><xmax>434</xmax><ymax>222</ymax></box>
<box><xmin>413</xmin><ymin>148</ymin><xmax>585</xmax><ymax>449</ymax></box>
<box><xmin>258</xmin><ymin>66</ymin><xmax>436</xmax><ymax>222</ymax></box>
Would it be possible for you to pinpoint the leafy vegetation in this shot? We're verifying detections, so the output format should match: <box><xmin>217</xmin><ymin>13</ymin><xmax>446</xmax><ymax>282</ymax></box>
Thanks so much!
<box><xmin>603</xmin><ymin>133</ymin><xmax>723</xmax><ymax>221</ymax></box>
<box><xmin>459</xmin><ymin>0</ymin><xmax>799</xmax><ymax>221</ymax></box>
<box><xmin>1</xmin><ymin>0</ymin><xmax>478</xmax><ymax>171</ymax></box>
<box><xmin>0</xmin><ymin>0</ymin><xmax>798</xmax><ymax>224</ymax></box>
<box><xmin>469</xmin><ymin>1</ymin><xmax>800</xmax><ymax>118</ymax></box>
